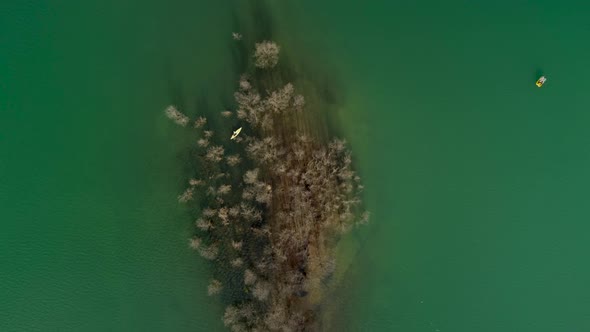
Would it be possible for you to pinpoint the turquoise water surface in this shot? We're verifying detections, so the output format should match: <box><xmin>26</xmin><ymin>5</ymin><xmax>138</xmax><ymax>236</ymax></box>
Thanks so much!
<box><xmin>2</xmin><ymin>1</ymin><xmax>590</xmax><ymax>331</ymax></box>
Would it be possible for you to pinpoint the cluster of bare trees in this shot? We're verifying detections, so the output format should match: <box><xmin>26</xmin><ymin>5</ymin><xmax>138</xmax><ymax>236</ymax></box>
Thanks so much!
<box><xmin>234</xmin><ymin>78</ymin><xmax>305</xmax><ymax>133</ymax></box>
<box><xmin>165</xmin><ymin>39</ymin><xmax>367</xmax><ymax>332</ymax></box>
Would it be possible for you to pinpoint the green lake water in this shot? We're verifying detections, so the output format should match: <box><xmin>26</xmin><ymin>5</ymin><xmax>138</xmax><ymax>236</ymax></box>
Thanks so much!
<box><xmin>2</xmin><ymin>1</ymin><xmax>590</xmax><ymax>331</ymax></box>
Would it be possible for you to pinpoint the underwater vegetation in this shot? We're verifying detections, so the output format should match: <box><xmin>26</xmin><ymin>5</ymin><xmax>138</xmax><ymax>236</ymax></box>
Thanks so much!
<box><xmin>166</xmin><ymin>37</ymin><xmax>368</xmax><ymax>331</ymax></box>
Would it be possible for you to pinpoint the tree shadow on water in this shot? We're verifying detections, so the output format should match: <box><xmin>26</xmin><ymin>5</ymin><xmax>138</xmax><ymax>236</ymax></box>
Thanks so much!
<box><xmin>164</xmin><ymin>62</ymin><xmax>187</xmax><ymax>112</ymax></box>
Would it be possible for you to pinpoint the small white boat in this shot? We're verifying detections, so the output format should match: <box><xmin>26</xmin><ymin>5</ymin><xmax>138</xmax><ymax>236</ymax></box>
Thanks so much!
<box><xmin>536</xmin><ymin>76</ymin><xmax>547</xmax><ymax>88</ymax></box>
<box><xmin>230</xmin><ymin>127</ymin><xmax>242</xmax><ymax>140</ymax></box>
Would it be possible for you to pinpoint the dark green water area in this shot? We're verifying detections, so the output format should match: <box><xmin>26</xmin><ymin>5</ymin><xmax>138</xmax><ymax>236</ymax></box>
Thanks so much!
<box><xmin>2</xmin><ymin>0</ymin><xmax>590</xmax><ymax>331</ymax></box>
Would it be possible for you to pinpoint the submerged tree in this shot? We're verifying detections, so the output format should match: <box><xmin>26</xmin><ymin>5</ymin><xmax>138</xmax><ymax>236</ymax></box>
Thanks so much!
<box><xmin>232</xmin><ymin>32</ymin><xmax>243</xmax><ymax>41</ymax></box>
<box><xmin>208</xmin><ymin>279</ymin><xmax>223</xmax><ymax>296</ymax></box>
<box><xmin>165</xmin><ymin>105</ymin><xmax>189</xmax><ymax>127</ymax></box>
<box><xmin>166</xmin><ymin>39</ymin><xmax>368</xmax><ymax>331</ymax></box>
<box><xmin>253</xmin><ymin>41</ymin><xmax>280</xmax><ymax>69</ymax></box>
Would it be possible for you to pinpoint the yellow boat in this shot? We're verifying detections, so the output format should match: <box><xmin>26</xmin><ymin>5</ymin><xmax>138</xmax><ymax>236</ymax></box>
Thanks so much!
<box><xmin>230</xmin><ymin>127</ymin><xmax>242</xmax><ymax>140</ymax></box>
<box><xmin>536</xmin><ymin>76</ymin><xmax>546</xmax><ymax>87</ymax></box>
